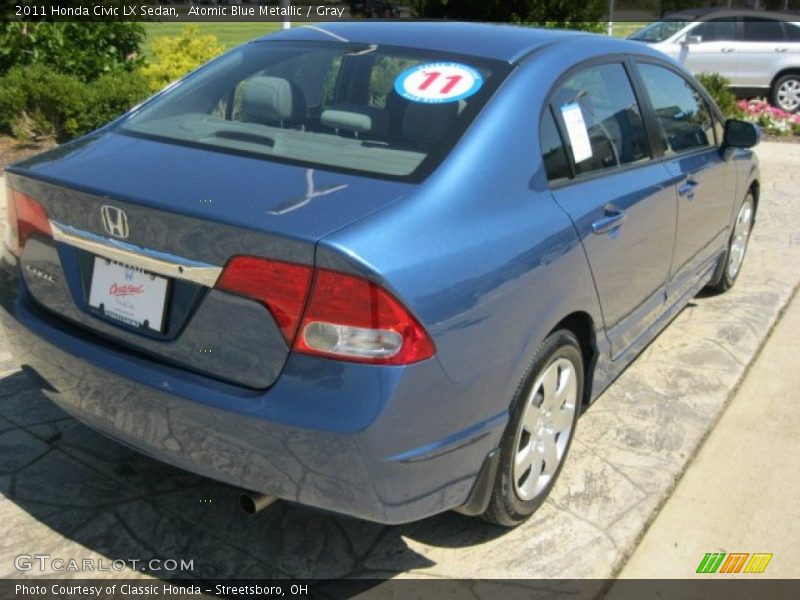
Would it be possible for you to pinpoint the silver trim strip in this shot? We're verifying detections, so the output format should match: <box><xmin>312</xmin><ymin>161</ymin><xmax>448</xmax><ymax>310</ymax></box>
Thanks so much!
<box><xmin>50</xmin><ymin>221</ymin><xmax>223</xmax><ymax>287</ymax></box>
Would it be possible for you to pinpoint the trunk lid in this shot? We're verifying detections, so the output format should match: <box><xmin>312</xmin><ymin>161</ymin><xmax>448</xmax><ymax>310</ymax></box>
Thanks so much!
<box><xmin>8</xmin><ymin>132</ymin><xmax>413</xmax><ymax>389</ymax></box>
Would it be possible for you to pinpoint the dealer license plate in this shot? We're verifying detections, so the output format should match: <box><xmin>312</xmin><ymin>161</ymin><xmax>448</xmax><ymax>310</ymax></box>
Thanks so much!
<box><xmin>88</xmin><ymin>257</ymin><xmax>168</xmax><ymax>332</ymax></box>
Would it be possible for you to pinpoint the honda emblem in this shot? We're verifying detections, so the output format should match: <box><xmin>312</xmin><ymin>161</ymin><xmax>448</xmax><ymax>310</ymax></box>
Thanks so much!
<box><xmin>100</xmin><ymin>205</ymin><xmax>129</xmax><ymax>239</ymax></box>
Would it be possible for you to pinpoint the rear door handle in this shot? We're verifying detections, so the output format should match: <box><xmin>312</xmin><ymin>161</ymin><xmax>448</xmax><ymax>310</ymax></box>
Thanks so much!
<box><xmin>721</xmin><ymin>48</ymin><xmax>736</xmax><ymax>53</ymax></box>
<box><xmin>678</xmin><ymin>178</ymin><xmax>699</xmax><ymax>199</ymax></box>
<box><xmin>592</xmin><ymin>205</ymin><xmax>626</xmax><ymax>235</ymax></box>
<box><xmin>776</xmin><ymin>47</ymin><xmax>788</xmax><ymax>53</ymax></box>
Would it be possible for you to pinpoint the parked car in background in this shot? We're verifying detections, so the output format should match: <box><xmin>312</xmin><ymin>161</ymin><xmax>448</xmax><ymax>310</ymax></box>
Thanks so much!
<box><xmin>629</xmin><ymin>10</ymin><xmax>800</xmax><ymax>112</ymax></box>
<box><xmin>1</xmin><ymin>23</ymin><xmax>760</xmax><ymax>527</ymax></box>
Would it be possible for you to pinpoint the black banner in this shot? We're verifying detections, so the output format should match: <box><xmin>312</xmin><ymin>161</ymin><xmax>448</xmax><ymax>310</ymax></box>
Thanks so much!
<box><xmin>2</xmin><ymin>579</ymin><xmax>800</xmax><ymax>600</ymax></box>
<box><xmin>2</xmin><ymin>1</ymin><xmax>799</xmax><ymax>24</ymax></box>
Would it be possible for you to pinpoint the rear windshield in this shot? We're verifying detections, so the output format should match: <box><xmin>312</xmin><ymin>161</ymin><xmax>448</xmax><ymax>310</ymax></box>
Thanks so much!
<box><xmin>121</xmin><ymin>41</ymin><xmax>510</xmax><ymax>181</ymax></box>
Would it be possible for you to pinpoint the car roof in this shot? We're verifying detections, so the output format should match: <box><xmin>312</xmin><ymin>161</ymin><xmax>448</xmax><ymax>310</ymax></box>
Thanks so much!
<box><xmin>256</xmin><ymin>22</ymin><xmax>591</xmax><ymax>63</ymax></box>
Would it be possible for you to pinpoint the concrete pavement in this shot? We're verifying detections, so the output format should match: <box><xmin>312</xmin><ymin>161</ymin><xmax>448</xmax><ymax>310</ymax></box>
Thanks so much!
<box><xmin>613</xmin><ymin>288</ymin><xmax>800</xmax><ymax>580</ymax></box>
<box><xmin>0</xmin><ymin>141</ymin><xmax>798</xmax><ymax>581</ymax></box>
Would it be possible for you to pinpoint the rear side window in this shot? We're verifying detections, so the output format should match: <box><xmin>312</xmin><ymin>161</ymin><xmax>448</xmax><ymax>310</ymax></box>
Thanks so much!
<box><xmin>638</xmin><ymin>64</ymin><xmax>715</xmax><ymax>154</ymax></box>
<box><xmin>550</xmin><ymin>63</ymin><xmax>650</xmax><ymax>177</ymax></box>
<box><xmin>742</xmin><ymin>17</ymin><xmax>785</xmax><ymax>42</ymax></box>
<box><xmin>540</xmin><ymin>109</ymin><xmax>569</xmax><ymax>182</ymax></box>
<box><xmin>786</xmin><ymin>23</ymin><xmax>800</xmax><ymax>42</ymax></box>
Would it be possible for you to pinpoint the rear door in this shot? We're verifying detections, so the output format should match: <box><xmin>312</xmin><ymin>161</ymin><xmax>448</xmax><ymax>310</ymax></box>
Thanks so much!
<box><xmin>677</xmin><ymin>19</ymin><xmax>740</xmax><ymax>82</ymax></box>
<box><xmin>737</xmin><ymin>17</ymin><xmax>791</xmax><ymax>89</ymax></box>
<box><xmin>634</xmin><ymin>61</ymin><xmax>736</xmax><ymax>301</ymax></box>
<box><xmin>545</xmin><ymin>61</ymin><xmax>678</xmax><ymax>358</ymax></box>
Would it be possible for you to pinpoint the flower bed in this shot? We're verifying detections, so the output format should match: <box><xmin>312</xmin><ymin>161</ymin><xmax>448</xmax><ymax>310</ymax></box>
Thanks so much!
<box><xmin>737</xmin><ymin>100</ymin><xmax>800</xmax><ymax>137</ymax></box>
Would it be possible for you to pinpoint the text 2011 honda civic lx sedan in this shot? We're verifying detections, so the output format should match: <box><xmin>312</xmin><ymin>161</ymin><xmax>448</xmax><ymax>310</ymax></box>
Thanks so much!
<box><xmin>0</xmin><ymin>23</ymin><xmax>760</xmax><ymax>525</ymax></box>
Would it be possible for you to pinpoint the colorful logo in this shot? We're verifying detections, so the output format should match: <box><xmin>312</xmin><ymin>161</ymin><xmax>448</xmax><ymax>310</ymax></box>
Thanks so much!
<box><xmin>394</xmin><ymin>62</ymin><xmax>483</xmax><ymax>104</ymax></box>
<box><xmin>696</xmin><ymin>552</ymin><xmax>773</xmax><ymax>574</ymax></box>
<box><xmin>109</xmin><ymin>283</ymin><xmax>145</xmax><ymax>298</ymax></box>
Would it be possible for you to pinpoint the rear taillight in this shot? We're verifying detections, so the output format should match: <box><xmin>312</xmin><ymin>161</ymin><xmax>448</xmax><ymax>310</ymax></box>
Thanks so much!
<box><xmin>216</xmin><ymin>256</ymin><xmax>313</xmax><ymax>345</ymax></box>
<box><xmin>294</xmin><ymin>268</ymin><xmax>435</xmax><ymax>365</ymax></box>
<box><xmin>5</xmin><ymin>188</ymin><xmax>52</xmax><ymax>256</ymax></box>
<box><xmin>215</xmin><ymin>257</ymin><xmax>435</xmax><ymax>365</ymax></box>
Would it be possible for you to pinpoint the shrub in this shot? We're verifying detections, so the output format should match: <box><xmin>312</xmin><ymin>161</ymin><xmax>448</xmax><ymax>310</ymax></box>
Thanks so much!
<box><xmin>0</xmin><ymin>65</ymin><xmax>87</xmax><ymax>141</ymax></box>
<box><xmin>0</xmin><ymin>81</ymin><xmax>25</xmax><ymax>134</ymax></box>
<box><xmin>696</xmin><ymin>73</ymin><xmax>738</xmax><ymax>118</ymax></box>
<box><xmin>140</xmin><ymin>26</ymin><xmax>223</xmax><ymax>93</ymax></box>
<box><xmin>0</xmin><ymin>21</ymin><xmax>149</xmax><ymax>142</ymax></box>
<box><xmin>0</xmin><ymin>65</ymin><xmax>150</xmax><ymax>142</ymax></box>
<box><xmin>11</xmin><ymin>111</ymin><xmax>53</xmax><ymax>142</ymax></box>
<box><xmin>81</xmin><ymin>70</ymin><xmax>150</xmax><ymax>134</ymax></box>
<box><xmin>0</xmin><ymin>22</ymin><xmax>145</xmax><ymax>82</ymax></box>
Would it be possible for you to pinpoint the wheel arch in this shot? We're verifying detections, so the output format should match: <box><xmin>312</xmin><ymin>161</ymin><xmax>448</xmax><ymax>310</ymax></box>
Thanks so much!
<box><xmin>748</xmin><ymin>178</ymin><xmax>760</xmax><ymax>217</ymax></box>
<box><xmin>770</xmin><ymin>69</ymin><xmax>800</xmax><ymax>111</ymax></box>
<box><xmin>547</xmin><ymin>311</ymin><xmax>598</xmax><ymax>410</ymax></box>
<box><xmin>770</xmin><ymin>67</ymin><xmax>800</xmax><ymax>90</ymax></box>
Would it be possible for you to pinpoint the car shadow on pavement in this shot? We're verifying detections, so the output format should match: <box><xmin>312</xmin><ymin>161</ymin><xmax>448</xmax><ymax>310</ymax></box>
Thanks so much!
<box><xmin>0</xmin><ymin>369</ymin><xmax>509</xmax><ymax>582</ymax></box>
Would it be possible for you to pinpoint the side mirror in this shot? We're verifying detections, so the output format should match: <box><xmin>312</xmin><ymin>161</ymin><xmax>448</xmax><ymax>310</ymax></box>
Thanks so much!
<box><xmin>724</xmin><ymin>119</ymin><xmax>760</xmax><ymax>149</ymax></box>
<box><xmin>682</xmin><ymin>34</ymin><xmax>702</xmax><ymax>45</ymax></box>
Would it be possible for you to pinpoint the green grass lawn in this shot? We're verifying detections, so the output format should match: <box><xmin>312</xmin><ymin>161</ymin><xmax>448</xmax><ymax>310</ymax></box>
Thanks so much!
<box><xmin>610</xmin><ymin>22</ymin><xmax>646</xmax><ymax>38</ymax></box>
<box><xmin>143</xmin><ymin>22</ymin><xmax>282</xmax><ymax>56</ymax></box>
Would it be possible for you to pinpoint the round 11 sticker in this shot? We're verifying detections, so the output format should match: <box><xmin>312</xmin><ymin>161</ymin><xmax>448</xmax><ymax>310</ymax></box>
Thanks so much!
<box><xmin>394</xmin><ymin>62</ymin><xmax>483</xmax><ymax>104</ymax></box>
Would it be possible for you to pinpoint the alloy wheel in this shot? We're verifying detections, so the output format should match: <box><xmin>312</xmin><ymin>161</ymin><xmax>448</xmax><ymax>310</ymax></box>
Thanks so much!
<box><xmin>512</xmin><ymin>357</ymin><xmax>578</xmax><ymax>501</ymax></box>
<box><xmin>727</xmin><ymin>200</ymin><xmax>753</xmax><ymax>280</ymax></box>
<box><xmin>777</xmin><ymin>78</ymin><xmax>800</xmax><ymax>113</ymax></box>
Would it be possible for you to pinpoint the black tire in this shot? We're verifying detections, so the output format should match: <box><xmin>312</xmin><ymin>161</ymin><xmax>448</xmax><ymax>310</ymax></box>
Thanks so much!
<box><xmin>770</xmin><ymin>73</ymin><xmax>800</xmax><ymax>114</ymax></box>
<box><xmin>706</xmin><ymin>193</ymin><xmax>755</xmax><ymax>294</ymax></box>
<box><xmin>481</xmin><ymin>330</ymin><xmax>583</xmax><ymax>527</ymax></box>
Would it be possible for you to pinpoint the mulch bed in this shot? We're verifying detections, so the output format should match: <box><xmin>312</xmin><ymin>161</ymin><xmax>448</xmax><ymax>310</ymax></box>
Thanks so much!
<box><xmin>0</xmin><ymin>135</ymin><xmax>57</xmax><ymax>174</ymax></box>
<box><xmin>762</xmin><ymin>134</ymin><xmax>800</xmax><ymax>144</ymax></box>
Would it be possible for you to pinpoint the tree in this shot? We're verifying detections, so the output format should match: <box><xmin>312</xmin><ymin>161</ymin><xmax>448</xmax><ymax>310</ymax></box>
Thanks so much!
<box><xmin>0</xmin><ymin>22</ymin><xmax>145</xmax><ymax>82</ymax></box>
<box><xmin>412</xmin><ymin>0</ymin><xmax>607</xmax><ymax>30</ymax></box>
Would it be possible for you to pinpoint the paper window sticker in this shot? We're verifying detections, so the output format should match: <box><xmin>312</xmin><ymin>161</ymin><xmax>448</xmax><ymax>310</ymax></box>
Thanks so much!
<box><xmin>561</xmin><ymin>102</ymin><xmax>593</xmax><ymax>163</ymax></box>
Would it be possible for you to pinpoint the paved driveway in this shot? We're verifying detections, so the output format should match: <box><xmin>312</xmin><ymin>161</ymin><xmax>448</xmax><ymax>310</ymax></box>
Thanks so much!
<box><xmin>1</xmin><ymin>142</ymin><xmax>799</xmax><ymax>580</ymax></box>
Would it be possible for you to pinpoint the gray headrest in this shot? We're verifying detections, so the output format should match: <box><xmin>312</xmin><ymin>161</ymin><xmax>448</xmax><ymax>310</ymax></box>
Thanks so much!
<box><xmin>402</xmin><ymin>102</ymin><xmax>462</xmax><ymax>147</ymax></box>
<box><xmin>241</xmin><ymin>76</ymin><xmax>306</xmax><ymax>124</ymax></box>
<box><xmin>321</xmin><ymin>104</ymin><xmax>389</xmax><ymax>137</ymax></box>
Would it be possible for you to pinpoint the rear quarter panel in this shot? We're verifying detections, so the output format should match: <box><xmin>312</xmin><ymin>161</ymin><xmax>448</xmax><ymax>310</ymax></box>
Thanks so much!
<box><xmin>317</xmin><ymin>49</ymin><xmax>609</xmax><ymax>436</ymax></box>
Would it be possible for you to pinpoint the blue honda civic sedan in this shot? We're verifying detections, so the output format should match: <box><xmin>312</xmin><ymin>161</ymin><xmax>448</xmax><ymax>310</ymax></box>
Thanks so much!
<box><xmin>0</xmin><ymin>22</ymin><xmax>759</xmax><ymax>526</ymax></box>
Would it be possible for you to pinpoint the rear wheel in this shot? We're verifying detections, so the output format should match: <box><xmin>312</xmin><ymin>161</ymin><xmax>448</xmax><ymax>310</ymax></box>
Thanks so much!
<box><xmin>707</xmin><ymin>194</ymin><xmax>755</xmax><ymax>294</ymax></box>
<box><xmin>771</xmin><ymin>73</ymin><xmax>800</xmax><ymax>114</ymax></box>
<box><xmin>481</xmin><ymin>330</ymin><xmax>583</xmax><ymax>527</ymax></box>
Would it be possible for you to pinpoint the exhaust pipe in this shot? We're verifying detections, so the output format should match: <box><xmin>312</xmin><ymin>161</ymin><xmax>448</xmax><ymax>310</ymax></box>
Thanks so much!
<box><xmin>239</xmin><ymin>492</ymin><xmax>277</xmax><ymax>515</ymax></box>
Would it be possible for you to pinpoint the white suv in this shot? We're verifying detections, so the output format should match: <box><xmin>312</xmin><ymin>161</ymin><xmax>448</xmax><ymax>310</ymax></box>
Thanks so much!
<box><xmin>629</xmin><ymin>10</ymin><xmax>800</xmax><ymax>112</ymax></box>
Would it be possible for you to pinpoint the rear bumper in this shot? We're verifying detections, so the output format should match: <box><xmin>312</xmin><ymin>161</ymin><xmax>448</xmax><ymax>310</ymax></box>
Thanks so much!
<box><xmin>0</xmin><ymin>256</ymin><xmax>506</xmax><ymax>524</ymax></box>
